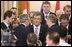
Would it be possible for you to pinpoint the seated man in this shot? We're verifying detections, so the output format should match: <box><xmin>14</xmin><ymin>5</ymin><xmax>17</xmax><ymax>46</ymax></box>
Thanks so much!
<box><xmin>46</xmin><ymin>31</ymin><xmax>60</xmax><ymax>46</ymax></box>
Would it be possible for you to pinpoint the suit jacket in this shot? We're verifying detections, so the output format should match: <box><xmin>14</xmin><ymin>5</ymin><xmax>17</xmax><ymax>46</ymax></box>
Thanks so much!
<box><xmin>68</xmin><ymin>17</ymin><xmax>71</xmax><ymax>35</ymax></box>
<box><xmin>29</xmin><ymin>24</ymin><xmax>47</xmax><ymax>43</ymax></box>
<box><xmin>47</xmin><ymin>24</ymin><xmax>59</xmax><ymax>33</ymax></box>
<box><xmin>14</xmin><ymin>24</ymin><xmax>31</xmax><ymax>46</ymax></box>
<box><xmin>41</xmin><ymin>12</ymin><xmax>56</xmax><ymax>26</ymax></box>
<box><xmin>1</xmin><ymin>22</ymin><xmax>8</xmax><ymax>30</ymax></box>
<box><xmin>1</xmin><ymin>22</ymin><xmax>13</xmax><ymax>31</ymax></box>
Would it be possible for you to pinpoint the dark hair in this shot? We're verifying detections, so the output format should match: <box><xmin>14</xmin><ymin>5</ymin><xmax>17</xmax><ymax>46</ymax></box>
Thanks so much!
<box><xmin>27</xmin><ymin>33</ymin><xmax>37</xmax><ymax>45</ymax></box>
<box><xmin>33</xmin><ymin>11</ymin><xmax>42</xmax><ymax>19</ymax></box>
<box><xmin>57</xmin><ymin>26</ymin><xmax>67</xmax><ymax>38</ymax></box>
<box><xmin>47</xmin><ymin>31</ymin><xmax>60</xmax><ymax>44</ymax></box>
<box><xmin>11</xmin><ymin>7</ymin><xmax>17</xmax><ymax>10</ymax></box>
<box><xmin>60</xmin><ymin>14</ymin><xmax>69</xmax><ymax>21</ymax></box>
<box><xmin>42</xmin><ymin>1</ymin><xmax>51</xmax><ymax>6</ymax></box>
<box><xmin>4</xmin><ymin>10</ymin><xmax>15</xmax><ymax>20</ymax></box>
<box><xmin>63</xmin><ymin>5</ymin><xmax>71</xmax><ymax>11</ymax></box>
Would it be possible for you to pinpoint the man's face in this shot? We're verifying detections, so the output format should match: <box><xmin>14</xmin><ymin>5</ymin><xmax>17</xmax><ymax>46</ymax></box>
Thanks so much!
<box><xmin>25</xmin><ymin>20</ymin><xmax>30</xmax><ymax>26</ymax></box>
<box><xmin>46</xmin><ymin>19</ymin><xmax>51</xmax><ymax>27</ymax></box>
<box><xmin>56</xmin><ymin>12</ymin><xmax>63</xmax><ymax>21</ymax></box>
<box><xmin>64</xmin><ymin>7</ymin><xmax>71</xmax><ymax>16</ymax></box>
<box><xmin>29</xmin><ymin>13</ymin><xmax>34</xmax><ymax>23</ymax></box>
<box><xmin>46</xmin><ymin>35</ymin><xmax>53</xmax><ymax>46</ymax></box>
<box><xmin>33</xmin><ymin>15</ymin><xmax>42</xmax><ymax>26</ymax></box>
<box><xmin>61</xmin><ymin>19</ymin><xmax>69</xmax><ymax>27</ymax></box>
<box><xmin>11</xmin><ymin>9</ymin><xmax>17</xmax><ymax>15</ymax></box>
<box><xmin>43</xmin><ymin>4</ymin><xmax>51</xmax><ymax>14</ymax></box>
<box><xmin>9</xmin><ymin>14</ymin><xmax>15</xmax><ymax>24</ymax></box>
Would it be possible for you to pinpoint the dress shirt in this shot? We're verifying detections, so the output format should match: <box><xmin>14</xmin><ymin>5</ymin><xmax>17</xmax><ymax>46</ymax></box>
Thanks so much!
<box><xmin>33</xmin><ymin>24</ymin><xmax>41</xmax><ymax>37</ymax></box>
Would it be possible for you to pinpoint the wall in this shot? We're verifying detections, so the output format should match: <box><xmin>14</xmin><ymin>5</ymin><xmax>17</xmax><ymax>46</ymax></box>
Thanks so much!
<box><xmin>30</xmin><ymin>1</ymin><xmax>71</xmax><ymax>13</ymax></box>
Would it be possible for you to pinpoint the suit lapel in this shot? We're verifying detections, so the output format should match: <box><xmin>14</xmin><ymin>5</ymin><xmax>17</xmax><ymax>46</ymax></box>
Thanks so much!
<box><xmin>31</xmin><ymin>25</ymin><xmax>34</xmax><ymax>33</ymax></box>
<box><xmin>39</xmin><ymin>25</ymin><xmax>43</xmax><ymax>36</ymax></box>
<box><xmin>1</xmin><ymin>22</ymin><xmax>8</xmax><ymax>30</ymax></box>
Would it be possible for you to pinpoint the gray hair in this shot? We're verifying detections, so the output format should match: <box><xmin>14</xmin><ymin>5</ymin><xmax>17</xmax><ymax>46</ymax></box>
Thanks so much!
<box><xmin>19</xmin><ymin>14</ymin><xmax>29</xmax><ymax>23</ymax></box>
<box><xmin>46</xmin><ymin>14</ymin><xmax>57</xmax><ymax>23</ymax></box>
<box><xmin>56</xmin><ymin>10</ymin><xmax>65</xmax><ymax>15</ymax></box>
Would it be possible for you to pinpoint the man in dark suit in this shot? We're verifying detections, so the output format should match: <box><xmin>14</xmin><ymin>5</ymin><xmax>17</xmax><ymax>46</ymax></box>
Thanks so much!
<box><xmin>1</xmin><ymin>10</ymin><xmax>15</xmax><ymax>30</ymax></box>
<box><xmin>41</xmin><ymin>1</ymin><xmax>56</xmax><ymax>25</ymax></box>
<box><xmin>14</xmin><ymin>14</ymin><xmax>31</xmax><ymax>46</ymax></box>
<box><xmin>46</xmin><ymin>14</ymin><xmax>59</xmax><ymax>33</ymax></box>
<box><xmin>1</xmin><ymin>10</ymin><xmax>15</xmax><ymax>46</ymax></box>
<box><xmin>60</xmin><ymin>14</ymin><xmax>71</xmax><ymax>44</ymax></box>
<box><xmin>29</xmin><ymin>12</ymin><xmax>47</xmax><ymax>45</ymax></box>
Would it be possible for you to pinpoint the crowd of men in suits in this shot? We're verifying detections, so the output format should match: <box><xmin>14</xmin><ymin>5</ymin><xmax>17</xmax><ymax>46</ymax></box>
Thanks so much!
<box><xmin>1</xmin><ymin>1</ymin><xmax>71</xmax><ymax>46</ymax></box>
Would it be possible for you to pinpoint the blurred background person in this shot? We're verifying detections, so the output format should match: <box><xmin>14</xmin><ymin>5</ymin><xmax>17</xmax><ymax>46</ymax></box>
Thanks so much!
<box><xmin>29</xmin><ymin>11</ymin><xmax>35</xmax><ymax>25</ymax></box>
<box><xmin>27</xmin><ymin>33</ymin><xmax>42</xmax><ymax>46</ymax></box>
<box><xmin>10</xmin><ymin>7</ymin><xmax>17</xmax><ymax>17</ymax></box>
<box><xmin>63</xmin><ymin>5</ymin><xmax>71</xmax><ymax>21</ymax></box>
<box><xmin>42</xmin><ymin>1</ymin><xmax>56</xmax><ymax>26</ymax></box>
<box><xmin>12</xmin><ymin>18</ymin><xmax>20</xmax><ymax>30</ymax></box>
<box><xmin>57</xmin><ymin>26</ymin><xmax>71</xmax><ymax>46</ymax></box>
<box><xmin>56</xmin><ymin>10</ymin><xmax>65</xmax><ymax>26</ymax></box>
<box><xmin>46</xmin><ymin>31</ymin><xmax>60</xmax><ymax>46</ymax></box>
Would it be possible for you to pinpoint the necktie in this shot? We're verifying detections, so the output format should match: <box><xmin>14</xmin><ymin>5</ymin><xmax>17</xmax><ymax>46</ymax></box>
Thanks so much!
<box><xmin>46</xmin><ymin>14</ymin><xmax>47</xmax><ymax>18</ymax></box>
<box><xmin>35</xmin><ymin>27</ymin><xmax>39</xmax><ymax>39</ymax></box>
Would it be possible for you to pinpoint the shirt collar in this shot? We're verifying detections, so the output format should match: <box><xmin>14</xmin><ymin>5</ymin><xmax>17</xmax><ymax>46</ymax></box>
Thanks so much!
<box><xmin>3</xmin><ymin>21</ymin><xmax>9</xmax><ymax>28</ymax></box>
<box><xmin>33</xmin><ymin>24</ymin><xmax>41</xmax><ymax>29</ymax></box>
<box><xmin>44</xmin><ymin>12</ymin><xmax>50</xmax><ymax>16</ymax></box>
<box><xmin>60</xmin><ymin>39</ymin><xmax>65</xmax><ymax>43</ymax></box>
<box><xmin>21</xmin><ymin>23</ymin><xmax>27</xmax><ymax>27</ymax></box>
<box><xmin>66</xmin><ymin>24</ymin><xmax>69</xmax><ymax>30</ymax></box>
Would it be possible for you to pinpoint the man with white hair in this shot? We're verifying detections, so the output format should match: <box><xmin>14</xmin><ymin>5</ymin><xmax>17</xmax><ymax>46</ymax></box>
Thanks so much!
<box><xmin>14</xmin><ymin>14</ymin><xmax>31</xmax><ymax>46</ymax></box>
<box><xmin>56</xmin><ymin>10</ymin><xmax>65</xmax><ymax>26</ymax></box>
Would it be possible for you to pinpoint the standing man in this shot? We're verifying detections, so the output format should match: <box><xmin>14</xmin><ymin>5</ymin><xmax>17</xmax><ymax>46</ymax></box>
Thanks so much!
<box><xmin>42</xmin><ymin>1</ymin><xmax>56</xmax><ymax>25</ymax></box>
<box><xmin>29</xmin><ymin>11</ymin><xmax>47</xmax><ymax>45</ymax></box>
<box><xmin>1</xmin><ymin>10</ymin><xmax>15</xmax><ymax>31</ymax></box>
<box><xmin>10</xmin><ymin>7</ymin><xmax>17</xmax><ymax>16</ymax></box>
<box><xmin>46</xmin><ymin>14</ymin><xmax>58</xmax><ymax>33</ymax></box>
<box><xmin>14</xmin><ymin>14</ymin><xmax>31</xmax><ymax>46</ymax></box>
<box><xmin>1</xmin><ymin>10</ymin><xmax>15</xmax><ymax>46</ymax></box>
<box><xmin>63</xmin><ymin>5</ymin><xmax>71</xmax><ymax>21</ymax></box>
<box><xmin>56</xmin><ymin>10</ymin><xmax>65</xmax><ymax>26</ymax></box>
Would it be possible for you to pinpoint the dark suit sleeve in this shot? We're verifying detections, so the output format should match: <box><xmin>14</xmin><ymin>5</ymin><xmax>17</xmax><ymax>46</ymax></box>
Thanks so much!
<box><xmin>1</xmin><ymin>22</ymin><xmax>7</xmax><ymax>30</ymax></box>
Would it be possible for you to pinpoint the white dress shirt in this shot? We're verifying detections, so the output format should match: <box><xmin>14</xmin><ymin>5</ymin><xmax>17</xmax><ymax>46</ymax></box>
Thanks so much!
<box><xmin>66</xmin><ymin>24</ymin><xmax>69</xmax><ymax>30</ymax></box>
<box><xmin>43</xmin><ymin>12</ymin><xmax>50</xmax><ymax>20</ymax></box>
<box><xmin>59</xmin><ymin>39</ymin><xmax>71</xmax><ymax>46</ymax></box>
<box><xmin>58</xmin><ymin>21</ymin><xmax>61</xmax><ymax>26</ymax></box>
<box><xmin>33</xmin><ymin>24</ymin><xmax>41</xmax><ymax>37</ymax></box>
<box><xmin>3</xmin><ymin>21</ymin><xmax>9</xmax><ymax>28</ymax></box>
